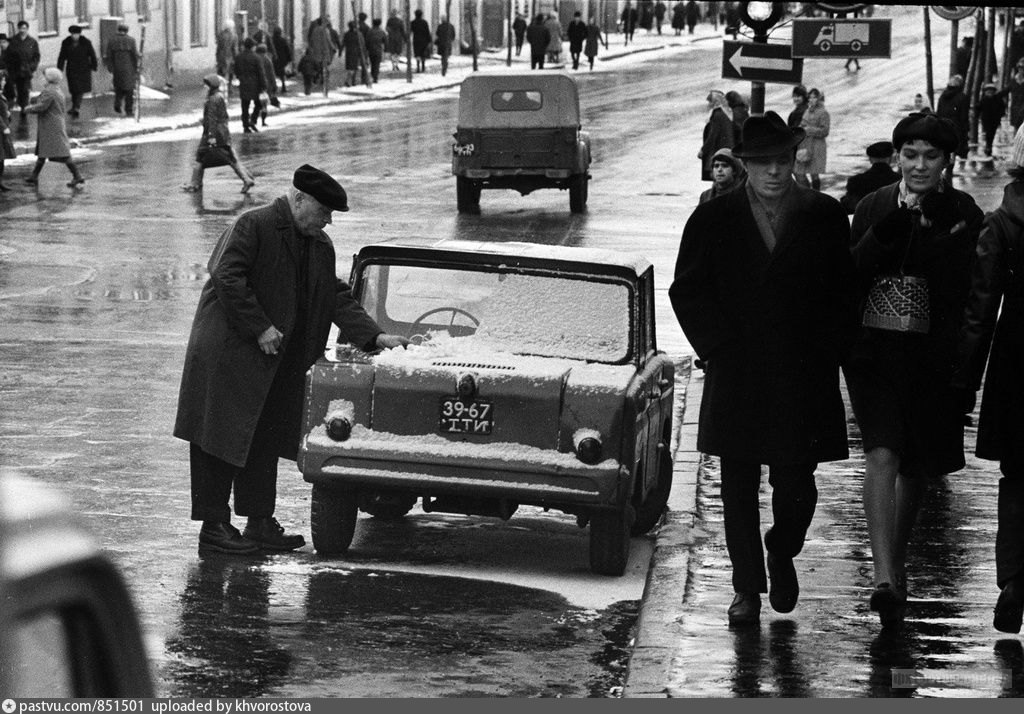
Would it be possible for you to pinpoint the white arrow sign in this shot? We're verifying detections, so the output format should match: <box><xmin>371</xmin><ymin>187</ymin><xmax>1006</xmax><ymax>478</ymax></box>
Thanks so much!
<box><xmin>728</xmin><ymin>46</ymin><xmax>795</xmax><ymax>74</ymax></box>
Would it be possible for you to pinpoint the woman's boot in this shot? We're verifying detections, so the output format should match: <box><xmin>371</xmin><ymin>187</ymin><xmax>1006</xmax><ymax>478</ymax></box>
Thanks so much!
<box><xmin>25</xmin><ymin>158</ymin><xmax>45</xmax><ymax>185</ymax></box>
<box><xmin>66</xmin><ymin>160</ymin><xmax>86</xmax><ymax>188</ymax></box>
<box><xmin>0</xmin><ymin>162</ymin><xmax>9</xmax><ymax>191</ymax></box>
<box><xmin>233</xmin><ymin>162</ymin><xmax>255</xmax><ymax>194</ymax></box>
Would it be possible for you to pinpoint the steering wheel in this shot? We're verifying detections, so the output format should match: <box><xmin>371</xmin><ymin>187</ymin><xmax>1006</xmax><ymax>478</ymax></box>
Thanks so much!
<box><xmin>410</xmin><ymin>306</ymin><xmax>480</xmax><ymax>335</ymax></box>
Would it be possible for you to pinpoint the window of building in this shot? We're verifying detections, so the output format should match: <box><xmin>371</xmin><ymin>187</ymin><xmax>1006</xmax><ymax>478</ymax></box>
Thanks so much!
<box><xmin>110</xmin><ymin>0</ymin><xmax>124</xmax><ymax>17</ymax></box>
<box><xmin>39</xmin><ymin>0</ymin><xmax>59</xmax><ymax>34</ymax></box>
<box><xmin>75</xmin><ymin>0</ymin><xmax>91</xmax><ymax>24</ymax></box>
<box><xmin>190</xmin><ymin>0</ymin><xmax>207</xmax><ymax>46</ymax></box>
<box><xmin>168</xmin><ymin>0</ymin><xmax>182</xmax><ymax>49</ymax></box>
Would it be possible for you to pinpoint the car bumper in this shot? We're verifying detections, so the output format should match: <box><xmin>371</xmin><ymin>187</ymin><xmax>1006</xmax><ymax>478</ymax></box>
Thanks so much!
<box><xmin>299</xmin><ymin>427</ymin><xmax>626</xmax><ymax>506</ymax></box>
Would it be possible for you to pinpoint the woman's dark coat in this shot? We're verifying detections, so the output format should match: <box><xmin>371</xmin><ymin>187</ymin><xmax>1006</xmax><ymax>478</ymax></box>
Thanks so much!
<box><xmin>669</xmin><ymin>184</ymin><xmax>857</xmax><ymax>464</ymax></box>
<box><xmin>955</xmin><ymin>181</ymin><xmax>1024</xmax><ymax>465</ymax></box>
<box><xmin>56</xmin><ymin>36</ymin><xmax>98</xmax><ymax>95</ymax></box>
<box><xmin>174</xmin><ymin>197</ymin><xmax>382</xmax><ymax>467</ymax></box>
<box><xmin>411</xmin><ymin>17</ymin><xmax>431</xmax><ymax>58</ymax></box>
<box><xmin>701</xmin><ymin>106</ymin><xmax>734</xmax><ymax>181</ymax></box>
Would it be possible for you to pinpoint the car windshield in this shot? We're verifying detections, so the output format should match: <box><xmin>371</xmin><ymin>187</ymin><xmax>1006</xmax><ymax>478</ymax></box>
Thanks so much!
<box><xmin>358</xmin><ymin>262</ymin><xmax>633</xmax><ymax>363</ymax></box>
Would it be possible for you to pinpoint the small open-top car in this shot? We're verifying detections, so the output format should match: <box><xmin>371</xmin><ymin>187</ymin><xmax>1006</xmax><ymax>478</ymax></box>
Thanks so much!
<box><xmin>451</xmin><ymin>72</ymin><xmax>592</xmax><ymax>214</ymax></box>
<box><xmin>298</xmin><ymin>240</ymin><xmax>674</xmax><ymax>575</ymax></box>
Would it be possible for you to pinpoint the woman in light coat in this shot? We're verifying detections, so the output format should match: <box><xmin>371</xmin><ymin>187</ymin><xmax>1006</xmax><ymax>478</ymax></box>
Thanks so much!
<box><xmin>794</xmin><ymin>88</ymin><xmax>829</xmax><ymax>191</ymax></box>
<box><xmin>24</xmin><ymin>68</ymin><xmax>85</xmax><ymax>188</ymax></box>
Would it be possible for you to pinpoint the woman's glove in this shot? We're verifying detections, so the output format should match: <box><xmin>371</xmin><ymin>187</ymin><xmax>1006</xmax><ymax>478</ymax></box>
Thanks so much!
<box><xmin>871</xmin><ymin>207</ymin><xmax>915</xmax><ymax>246</ymax></box>
<box><xmin>919</xmin><ymin>191</ymin><xmax>963</xmax><ymax>231</ymax></box>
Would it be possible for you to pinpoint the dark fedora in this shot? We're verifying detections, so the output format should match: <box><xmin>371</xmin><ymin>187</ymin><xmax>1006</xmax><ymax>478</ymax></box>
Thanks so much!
<box><xmin>733</xmin><ymin>111</ymin><xmax>805</xmax><ymax>159</ymax></box>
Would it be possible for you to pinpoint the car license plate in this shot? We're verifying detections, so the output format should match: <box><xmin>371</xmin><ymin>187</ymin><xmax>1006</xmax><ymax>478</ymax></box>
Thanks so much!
<box><xmin>439</xmin><ymin>397</ymin><xmax>494</xmax><ymax>435</ymax></box>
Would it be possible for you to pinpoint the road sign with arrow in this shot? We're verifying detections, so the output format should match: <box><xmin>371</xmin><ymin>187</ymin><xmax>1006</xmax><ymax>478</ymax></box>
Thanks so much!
<box><xmin>721</xmin><ymin>40</ymin><xmax>804</xmax><ymax>84</ymax></box>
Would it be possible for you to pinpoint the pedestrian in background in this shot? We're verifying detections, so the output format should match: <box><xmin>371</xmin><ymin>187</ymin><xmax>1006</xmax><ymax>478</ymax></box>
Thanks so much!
<box><xmin>255</xmin><ymin>44</ymin><xmax>277</xmax><ymax>127</ymax></box>
<box><xmin>174</xmin><ymin>164</ymin><xmax>408</xmax><ymax>555</ymax></box>
<box><xmin>307</xmin><ymin>17</ymin><xmax>336</xmax><ymax>94</ymax></box>
<box><xmin>697</xmin><ymin>147</ymin><xmax>744</xmax><ymax>204</ymax></box>
<box><xmin>104</xmin><ymin>24</ymin><xmax>140</xmax><ymax>117</ymax></box>
<box><xmin>584</xmin><ymin>16</ymin><xmax>607</xmax><ymax>71</ymax></box>
<box><xmin>182</xmin><ymin>74</ymin><xmax>254</xmax><ymax>194</ymax></box>
<box><xmin>0</xmin><ymin>71</ymin><xmax>15</xmax><ymax>191</ymax></box>
<box><xmin>670</xmin><ymin>111</ymin><xmax>856</xmax><ymax>628</ymax></box>
<box><xmin>341</xmin><ymin>21</ymin><xmax>364</xmax><ymax>87</ymax></box>
<box><xmin>435</xmin><ymin>16</ymin><xmax>455</xmax><ymax>78</ymax></box>
<box><xmin>912</xmin><ymin>92</ymin><xmax>933</xmax><ymax>114</ymax></box>
<box><xmin>271</xmin><ymin>26</ymin><xmax>293</xmax><ymax>94</ymax></box>
<box><xmin>671</xmin><ymin>1</ymin><xmax>686</xmax><ymax>36</ymax></box>
<box><xmin>234</xmin><ymin>37</ymin><xmax>266</xmax><ymax>133</ymax></box>
<box><xmin>725</xmin><ymin>90</ymin><xmax>748</xmax><ymax>145</ymax></box>
<box><xmin>1005</xmin><ymin>60</ymin><xmax>1024</xmax><ymax>134</ymax></box>
<box><xmin>955</xmin><ymin>126</ymin><xmax>1024</xmax><ymax>635</ymax></box>
<box><xmin>251</xmin><ymin>21</ymin><xmax>276</xmax><ymax>64</ymax></box>
<box><xmin>386</xmin><ymin>9</ymin><xmax>406</xmax><ymax>71</ymax></box>
<box><xmin>411</xmin><ymin>10</ymin><xmax>431</xmax><ymax>73</ymax></box>
<box><xmin>56</xmin><ymin>26</ymin><xmax>97</xmax><ymax>120</ymax></box>
<box><xmin>215</xmin><ymin>22</ymin><xmax>239</xmax><ymax>91</ymax></box>
<box><xmin>684</xmin><ymin>0</ymin><xmax>699</xmax><ymax>34</ymax></box>
<box><xmin>976</xmin><ymin>82</ymin><xmax>1006</xmax><ymax>158</ymax></box>
<box><xmin>365</xmin><ymin>18</ymin><xmax>386</xmax><ymax>83</ymax></box>
<box><xmin>545</xmin><ymin>14</ymin><xmax>563</xmax><ymax>65</ymax></box>
<box><xmin>513</xmin><ymin>13</ymin><xmax>528</xmax><ymax>56</ymax></box>
<box><xmin>845</xmin><ymin>113</ymin><xmax>984</xmax><ymax>630</ymax></box>
<box><xmin>24</xmin><ymin>68</ymin><xmax>85</xmax><ymax>188</ymax></box>
<box><xmin>794</xmin><ymin>87</ymin><xmax>829</xmax><ymax>191</ymax></box>
<box><xmin>699</xmin><ymin>89</ymin><xmax>734</xmax><ymax>181</ymax></box>
<box><xmin>622</xmin><ymin>4</ymin><xmax>638</xmax><ymax>42</ymax></box>
<box><xmin>527</xmin><ymin>14</ymin><xmax>550</xmax><ymax>70</ymax></box>
<box><xmin>936</xmin><ymin>74</ymin><xmax>969</xmax><ymax>180</ymax></box>
<box><xmin>788</xmin><ymin>84</ymin><xmax>808</xmax><ymax>130</ymax></box>
<box><xmin>567</xmin><ymin>11</ymin><xmax>587</xmax><ymax>71</ymax></box>
<box><xmin>839</xmin><ymin>140</ymin><xmax>899</xmax><ymax>215</ymax></box>
<box><xmin>297</xmin><ymin>49</ymin><xmax>318</xmax><ymax>96</ymax></box>
<box><xmin>5</xmin><ymin>21</ymin><xmax>40</xmax><ymax>116</ymax></box>
<box><xmin>654</xmin><ymin>0</ymin><xmax>667</xmax><ymax>34</ymax></box>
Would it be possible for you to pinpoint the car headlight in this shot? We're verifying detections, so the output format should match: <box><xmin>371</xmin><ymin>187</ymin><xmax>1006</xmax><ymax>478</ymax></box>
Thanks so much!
<box><xmin>574</xmin><ymin>431</ymin><xmax>603</xmax><ymax>465</ymax></box>
<box><xmin>326</xmin><ymin>416</ymin><xmax>352</xmax><ymax>441</ymax></box>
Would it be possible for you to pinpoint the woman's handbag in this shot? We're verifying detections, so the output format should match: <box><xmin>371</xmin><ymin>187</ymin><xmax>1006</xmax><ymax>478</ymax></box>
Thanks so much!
<box><xmin>862</xmin><ymin>224</ymin><xmax>930</xmax><ymax>333</ymax></box>
<box><xmin>196</xmin><ymin>144</ymin><xmax>235</xmax><ymax>169</ymax></box>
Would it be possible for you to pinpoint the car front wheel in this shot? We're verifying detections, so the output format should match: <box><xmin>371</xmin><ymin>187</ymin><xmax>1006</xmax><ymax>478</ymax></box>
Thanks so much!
<box><xmin>632</xmin><ymin>446</ymin><xmax>674</xmax><ymax>536</ymax></box>
<box><xmin>589</xmin><ymin>503</ymin><xmax>634</xmax><ymax>576</ymax></box>
<box><xmin>311</xmin><ymin>484</ymin><xmax>358</xmax><ymax>554</ymax></box>
<box><xmin>569</xmin><ymin>174</ymin><xmax>588</xmax><ymax>213</ymax></box>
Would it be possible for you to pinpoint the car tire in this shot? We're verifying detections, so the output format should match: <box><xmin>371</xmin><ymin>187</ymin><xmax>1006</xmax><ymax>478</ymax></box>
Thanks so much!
<box><xmin>456</xmin><ymin>176</ymin><xmax>481</xmax><ymax>213</ymax></box>
<box><xmin>361</xmin><ymin>493</ymin><xmax>418</xmax><ymax>521</ymax></box>
<box><xmin>589</xmin><ymin>503</ymin><xmax>634</xmax><ymax>576</ymax></box>
<box><xmin>631</xmin><ymin>447</ymin><xmax>674</xmax><ymax>536</ymax></box>
<box><xmin>311</xmin><ymin>484</ymin><xmax>358</xmax><ymax>554</ymax></box>
<box><xmin>569</xmin><ymin>174</ymin><xmax>588</xmax><ymax>213</ymax></box>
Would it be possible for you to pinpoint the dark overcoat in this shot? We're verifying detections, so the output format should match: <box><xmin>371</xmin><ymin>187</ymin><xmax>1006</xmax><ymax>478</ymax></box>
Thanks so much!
<box><xmin>234</xmin><ymin>49</ymin><xmax>267</xmax><ymax>100</ymax></box>
<box><xmin>669</xmin><ymin>184</ymin><xmax>857</xmax><ymax>464</ymax></box>
<box><xmin>701</xmin><ymin>106</ymin><xmax>734</xmax><ymax>181</ymax></box>
<box><xmin>955</xmin><ymin>180</ymin><xmax>1024</xmax><ymax>465</ymax></box>
<box><xmin>839</xmin><ymin>162</ymin><xmax>900</xmax><ymax>214</ymax></box>
<box><xmin>173</xmin><ymin>197</ymin><xmax>383</xmax><ymax>467</ymax></box>
<box><xmin>103</xmin><ymin>33</ymin><xmax>139</xmax><ymax>91</ymax></box>
<box><xmin>57</xmin><ymin>36</ymin><xmax>98</xmax><ymax>95</ymax></box>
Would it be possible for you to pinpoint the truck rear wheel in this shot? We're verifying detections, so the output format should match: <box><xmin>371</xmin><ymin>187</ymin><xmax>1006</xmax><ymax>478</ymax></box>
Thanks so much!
<box><xmin>456</xmin><ymin>176</ymin><xmax>481</xmax><ymax>213</ymax></box>
<box><xmin>569</xmin><ymin>174</ymin><xmax>588</xmax><ymax>213</ymax></box>
<box><xmin>311</xmin><ymin>484</ymin><xmax>358</xmax><ymax>554</ymax></box>
<box><xmin>589</xmin><ymin>503</ymin><xmax>634</xmax><ymax>576</ymax></box>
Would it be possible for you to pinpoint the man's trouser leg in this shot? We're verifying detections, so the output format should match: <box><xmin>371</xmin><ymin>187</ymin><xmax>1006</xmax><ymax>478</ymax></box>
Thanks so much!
<box><xmin>190</xmin><ymin>444</ymin><xmax>236</xmax><ymax>523</ymax></box>
<box><xmin>764</xmin><ymin>462</ymin><xmax>818</xmax><ymax>560</ymax></box>
<box><xmin>720</xmin><ymin>458</ymin><xmax>768</xmax><ymax>593</ymax></box>
<box><xmin>16</xmin><ymin>77</ymin><xmax>31</xmax><ymax>110</ymax></box>
<box><xmin>997</xmin><ymin>462</ymin><xmax>1024</xmax><ymax>589</ymax></box>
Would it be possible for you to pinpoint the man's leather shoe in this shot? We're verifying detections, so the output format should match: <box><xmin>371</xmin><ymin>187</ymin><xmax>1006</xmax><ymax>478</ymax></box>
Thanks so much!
<box><xmin>767</xmin><ymin>553</ymin><xmax>799</xmax><ymax>613</ymax></box>
<box><xmin>728</xmin><ymin>592</ymin><xmax>761</xmax><ymax>627</ymax></box>
<box><xmin>199</xmin><ymin>521</ymin><xmax>259</xmax><ymax>555</ymax></box>
<box><xmin>994</xmin><ymin>580</ymin><xmax>1024</xmax><ymax>634</ymax></box>
<box><xmin>243</xmin><ymin>516</ymin><xmax>306</xmax><ymax>551</ymax></box>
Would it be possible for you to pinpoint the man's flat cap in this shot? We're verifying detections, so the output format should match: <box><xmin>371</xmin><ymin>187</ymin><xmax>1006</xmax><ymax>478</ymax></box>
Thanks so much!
<box><xmin>294</xmin><ymin>164</ymin><xmax>349</xmax><ymax>212</ymax></box>
<box><xmin>866</xmin><ymin>141</ymin><xmax>894</xmax><ymax>158</ymax></box>
<box><xmin>68</xmin><ymin>25</ymin><xmax>83</xmax><ymax>34</ymax></box>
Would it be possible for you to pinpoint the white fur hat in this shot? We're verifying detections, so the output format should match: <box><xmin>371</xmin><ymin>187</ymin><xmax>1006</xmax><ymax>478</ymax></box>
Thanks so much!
<box><xmin>43</xmin><ymin>67</ymin><xmax>63</xmax><ymax>83</ymax></box>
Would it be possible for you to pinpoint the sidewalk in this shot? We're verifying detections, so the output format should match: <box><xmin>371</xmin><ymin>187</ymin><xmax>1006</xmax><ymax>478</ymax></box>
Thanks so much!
<box><xmin>6</xmin><ymin>23</ymin><xmax>721</xmax><ymax>158</ymax></box>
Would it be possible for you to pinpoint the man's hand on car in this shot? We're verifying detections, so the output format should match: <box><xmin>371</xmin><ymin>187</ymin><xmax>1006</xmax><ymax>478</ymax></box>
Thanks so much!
<box><xmin>376</xmin><ymin>333</ymin><xmax>411</xmax><ymax>349</ymax></box>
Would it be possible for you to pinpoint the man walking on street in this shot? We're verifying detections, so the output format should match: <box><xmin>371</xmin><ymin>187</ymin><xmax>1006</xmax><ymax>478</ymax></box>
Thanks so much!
<box><xmin>103</xmin><ymin>24</ymin><xmax>140</xmax><ymax>116</ymax></box>
<box><xmin>567</xmin><ymin>11</ymin><xmax>587</xmax><ymax>71</ymax></box>
<box><xmin>4</xmin><ymin>21</ymin><xmax>40</xmax><ymax>116</ymax></box>
<box><xmin>670</xmin><ymin>112</ymin><xmax>856</xmax><ymax>627</ymax></box>
<box><xmin>234</xmin><ymin>37</ymin><xmax>266</xmax><ymax>132</ymax></box>
<box><xmin>526</xmin><ymin>14</ymin><xmax>550</xmax><ymax>70</ymax></box>
<box><xmin>435</xmin><ymin>16</ymin><xmax>455</xmax><ymax>77</ymax></box>
<box><xmin>174</xmin><ymin>164</ymin><xmax>409</xmax><ymax>555</ymax></box>
<box><xmin>57</xmin><ymin>26</ymin><xmax>98</xmax><ymax>119</ymax></box>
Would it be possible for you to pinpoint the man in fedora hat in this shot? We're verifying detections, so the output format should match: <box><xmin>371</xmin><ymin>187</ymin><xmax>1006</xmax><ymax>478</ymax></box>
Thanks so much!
<box><xmin>839</xmin><ymin>140</ymin><xmax>899</xmax><ymax>215</ymax></box>
<box><xmin>670</xmin><ymin>111</ymin><xmax>857</xmax><ymax>627</ymax></box>
<box><xmin>174</xmin><ymin>165</ymin><xmax>410</xmax><ymax>555</ymax></box>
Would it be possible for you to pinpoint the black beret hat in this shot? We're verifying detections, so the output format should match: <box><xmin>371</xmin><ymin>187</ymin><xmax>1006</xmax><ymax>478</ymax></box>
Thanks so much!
<box><xmin>293</xmin><ymin>164</ymin><xmax>349</xmax><ymax>212</ymax></box>
<box><xmin>69</xmin><ymin>25</ymin><xmax>82</xmax><ymax>34</ymax></box>
<box><xmin>866</xmin><ymin>141</ymin><xmax>894</xmax><ymax>159</ymax></box>
<box><xmin>892</xmin><ymin>112</ymin><xmax>960</xmax><ymax>153</ymax></box>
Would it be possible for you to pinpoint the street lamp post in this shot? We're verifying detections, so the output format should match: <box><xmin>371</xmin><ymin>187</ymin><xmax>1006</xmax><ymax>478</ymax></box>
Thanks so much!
<box><xmin>738</xmin><ymin>2</ymin><xmax>783</xmax><ymax>116</ymax></box>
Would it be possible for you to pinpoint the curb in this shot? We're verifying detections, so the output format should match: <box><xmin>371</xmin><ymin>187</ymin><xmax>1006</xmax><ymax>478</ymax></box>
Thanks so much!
<box><xmin>622</xmin><ymin>357</ymin><xmax>700</xmax><ymax>698</ymax></box>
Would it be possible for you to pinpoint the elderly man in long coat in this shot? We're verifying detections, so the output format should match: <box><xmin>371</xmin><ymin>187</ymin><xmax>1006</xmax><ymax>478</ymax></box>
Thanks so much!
<box><xmin>174</xmin><ymin>165</ymin><xmax>408</xmax><ymax>555</ymax></box>
<box><xmin>670</xmin><ymin>111</ymin><xmax>856</xmax><ymax>627</ymax></box>
<box><xmin>56</xmin><ymin>25</ymin><xmax>98</xmax><ymax>119</ymax></box>
<box><xmin>103</xmin><ymin>24</ymin><xmax>140</xmax><ymax>116</ymax></box>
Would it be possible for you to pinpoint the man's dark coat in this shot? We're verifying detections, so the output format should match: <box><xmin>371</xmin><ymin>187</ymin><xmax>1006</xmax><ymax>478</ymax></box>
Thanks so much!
<box><xmin>839</xmin><ymin>162</ymin><xmax>900</xmax><ymax>214</ymax></box>
<box><xmin>174</xmin><ymin>197</ymin><xmax>382</xmax><ymax>467</ymax></box>
<box><xmin>670</xmin><ymin>184</ymin><xmax>857</xmax><ymax>464</ymax></box>
<box><xmin>57</xmin><ymin>36</ymin><xmax>98</xmax><ymax>95</ymax></box>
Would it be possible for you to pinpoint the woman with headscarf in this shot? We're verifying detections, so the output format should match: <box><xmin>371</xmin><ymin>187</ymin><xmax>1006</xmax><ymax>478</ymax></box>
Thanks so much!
<box><xmin>182</xmin><ymin>74</ymin><xmax>255</xmax><ymax>194</ymax></box>
<box><xmin>23</xmin><ymin>67</ymin><xmax>84</xmax><ymax>188</ymax></box>
<box><xmin>699</xmin><ymin>89</ymin><xmax>734</xmax><ymax>182</ymax></box>
<box><xmin>845</xmin><ymin>113</ymin><xmax>984</xmax><ymax>630</ymax></box>
<box><xmin>794</xmin><ymin>88</ymin><xmax>829</xmax><ymax>191</ymax></box>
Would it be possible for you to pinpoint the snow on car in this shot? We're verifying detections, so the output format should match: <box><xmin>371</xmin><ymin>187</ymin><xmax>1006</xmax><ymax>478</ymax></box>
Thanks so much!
<box><xmin>298</xmin><ymin>240</ymin><xmax>674</xmax><ymax>575</ymax></box>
